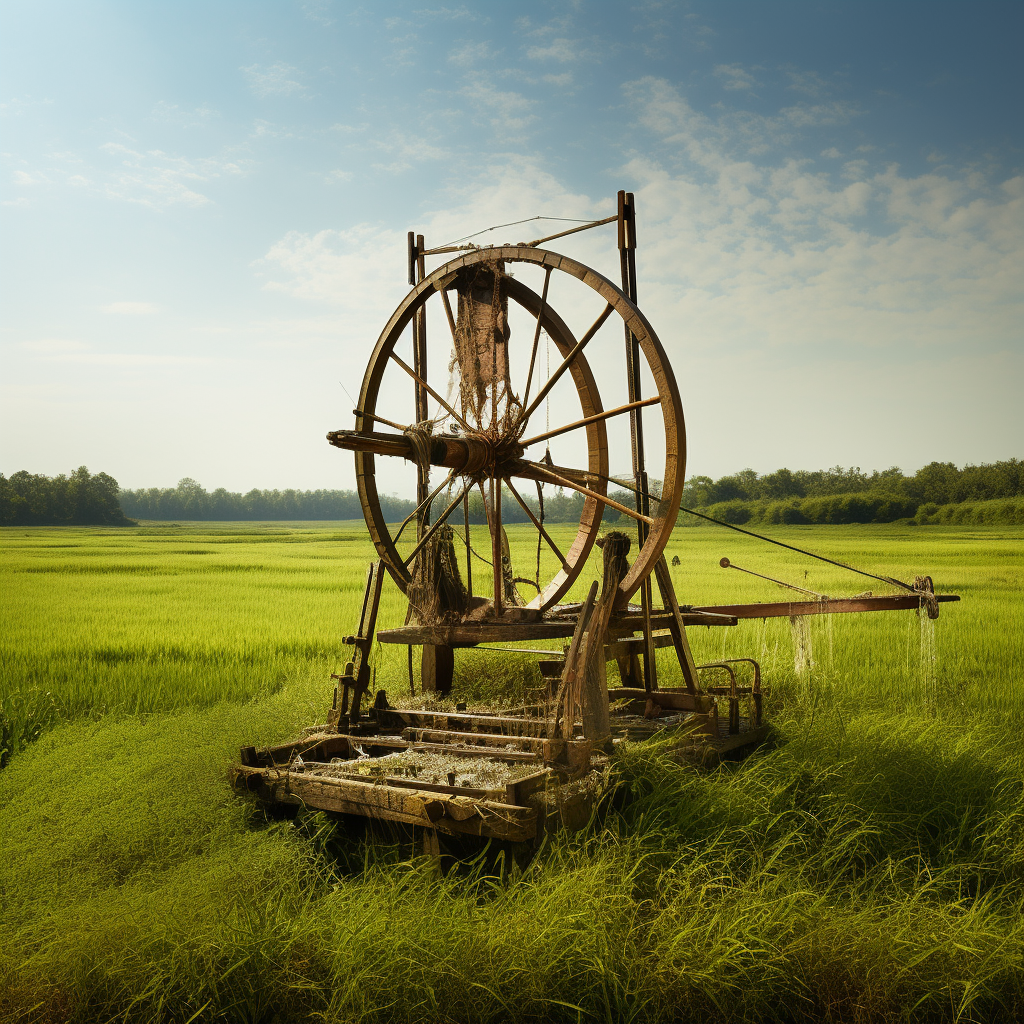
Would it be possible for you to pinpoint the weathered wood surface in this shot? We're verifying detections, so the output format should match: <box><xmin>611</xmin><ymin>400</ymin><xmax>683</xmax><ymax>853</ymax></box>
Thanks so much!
<box><xmin>237</xmin><ymin>767</ymin><xmax>537</xmax><ymax>841</ymax></box>
<box><xmin>376</xmin><ymin>608</ymin><xmax>736</xmax><ymax>646</ymax></box>
<box><xmin>607</xmin><ymin>687</ymin><xmax>701</xmax><ymax>712</ymax></box>
<box><xmin>693</xmin><ymin>594</ymin><xmax>959</xmax><ymax>619</ymax></box>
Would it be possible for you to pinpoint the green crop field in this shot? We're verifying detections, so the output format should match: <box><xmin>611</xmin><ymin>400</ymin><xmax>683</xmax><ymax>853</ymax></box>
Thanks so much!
<box><xmin>1</xmin><ymin>521</ymin><xmax>1022</xmax><ymax>1023</ymax></box>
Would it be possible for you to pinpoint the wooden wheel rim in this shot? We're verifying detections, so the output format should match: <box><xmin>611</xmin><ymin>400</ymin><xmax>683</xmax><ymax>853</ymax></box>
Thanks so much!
<box><xmin>354</xmin><ymin>245</ymin><xmax>685</xmax><ymax>606</ymax></box>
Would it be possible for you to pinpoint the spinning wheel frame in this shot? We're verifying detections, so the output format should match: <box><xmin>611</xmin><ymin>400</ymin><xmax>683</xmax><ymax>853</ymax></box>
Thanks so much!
<box><xmin>351</xmin><ymin>245</ymin><xmax>686</xmax><ymax>609</ymax></box>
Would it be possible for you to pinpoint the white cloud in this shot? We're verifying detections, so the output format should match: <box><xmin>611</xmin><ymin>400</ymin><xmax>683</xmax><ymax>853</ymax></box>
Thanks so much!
<box><xmin>460</xmin><ymin>76</ymin><xmax>536</xmax><ymax>136</ymax></box>
<box><xmin>150</xmin><ymin>101</ymin><xmax>217</xmax><ymax>127</ymax></box>
<box><xmin>714</xmin><ymin>64</ymin><xmax>758</xmax><ymax>92</ymax></box>
<box><xmin>619</xmin><ymin>78</ymin><xmax>1023</xmax><ymax>366</ymax></box>
<box><xmin>448</xmin><ymin>41</ymin><xmax>496</xmax><ymax>67</ymax></box>
<box><xmin>240</xmin><ymin>62</ymin><xmax>308</xmax><ymax>98</ymax></box>
<box><xmin>779</xmin><ymin>101</ymin><xmax>861</xmax><ymax>127</ymax></box>
<box><xmin>820</xmin><ymin>147</ymin><xmax>842</xmax><ymax>159</ymax></box>
<box><xmin>784</xmin><ymin>68</ymin><xmax>832</xmax><ymax>98</ymax></box>
<box><xmin>526</xmin><ymin>38</ymin><xmax>585</xmax><ymax>62</ymax></box>
<box><xmin>300</xmin><ymin>0</ymin><xmax>334</xmax><ymax>26</ymax></box>
<box><xmin>97</xmin><ymin>143</ymin><xmax>245</xmax><ymax>208</ymax></box>
<box><xmin>103</xmin><ymin>302</ymin><xmax>159</xmax><ymax>315</ymax></box>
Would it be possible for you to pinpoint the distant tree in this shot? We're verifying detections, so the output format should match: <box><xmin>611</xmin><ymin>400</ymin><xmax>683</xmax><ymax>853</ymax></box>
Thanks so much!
<box><xmin>0</xmin><ymin>467</ymin><xmax>133</xmax><ymax>526</ymax></box>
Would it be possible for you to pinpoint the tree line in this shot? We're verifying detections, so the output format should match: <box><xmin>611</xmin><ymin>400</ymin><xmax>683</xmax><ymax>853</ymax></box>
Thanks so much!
<box><xmin>4</xmin><ymin>459</ymin><xmax>1020</xmax><ymax>527</ymax></box>
<box><xmin>681</xmin><ymin>459</ymin><xmax>1023</xmax><ymax>508</ymax></box>
<box><xmin>118</xmin><ymin>477</ymin><xmax>590</xmax><ymax>524</ymax></box>
<box><xmin>0</xmin><ymin>468</ymin><xmax>133</xmax><ymax>526</ymax></box>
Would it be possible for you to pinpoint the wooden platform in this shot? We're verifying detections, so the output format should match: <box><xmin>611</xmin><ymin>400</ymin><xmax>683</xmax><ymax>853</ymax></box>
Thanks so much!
<box><xmin>230</xmin><ymin>695</ymin><xmax>768</xmax><ymax>843</ymax></box>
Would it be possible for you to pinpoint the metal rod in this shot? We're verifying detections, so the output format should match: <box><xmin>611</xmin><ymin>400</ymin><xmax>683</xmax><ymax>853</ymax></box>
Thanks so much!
<box><xmin>520</xmin><ymin>396</ymin><xmax>661</xmax><ymax>448</ymax></box>
<box><xmin>521</xmin><ymin>266</ymin><xmax>552</xmax><ymax>413</ymax></box>
<box><xmin>719</xmin><ymin>557</ymin><xmax>826</xmax><ymax>599</ymax></box>
<box><xmin>504</xmin><ymin>476</ymin><xmax>569</xmax><ymax>569</ymax></box>
<box><xmin>353</xmin><ymin>409</ymin><xmax>409</xmax><ymax>433</ymax></box>
<box><xmin>402</xmin><ymin>481</ymin><xmax>472</xmax><ymax>567</ymax></box>
<box><xmin>525</xmin><ymin>214</ymin><xmax>618</xmax><ymax>248</ymax></box>
<box><xmin>678</xmin><ymin>506</ymin><xmax>917</xmax><ymax>591</ymax></box>
<box><xmin>388</xmin><ymin>351</ymin><xmax>471</xmax><ymax>432</ymax></box>
<box><xmin>516</xmin><ymin>303</ymin><xmax>614</xmax><ymax>429</ymax></box>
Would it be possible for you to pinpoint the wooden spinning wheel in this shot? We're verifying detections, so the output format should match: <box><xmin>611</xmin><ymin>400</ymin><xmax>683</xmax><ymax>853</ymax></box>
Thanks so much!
<box><xmin>329</xmin><ymin>244</ymin><xmax>685</xmax><ymax>615</ymax></box>
<box><xmin>232</xmin><ymin>192</ymin><xmax>958</xmax><ymax>850</ymax></box>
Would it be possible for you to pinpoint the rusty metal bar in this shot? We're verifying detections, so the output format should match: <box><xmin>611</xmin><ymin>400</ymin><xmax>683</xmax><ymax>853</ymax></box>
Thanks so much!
<box><xmin>719</xmin><ymin>557</ymin><xmax>826</xmax><ymax>599</ymax></box>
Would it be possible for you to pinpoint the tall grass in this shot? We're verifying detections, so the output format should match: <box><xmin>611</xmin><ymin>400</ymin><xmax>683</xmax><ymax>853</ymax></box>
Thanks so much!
<box><xmin>1</xmin><ymin>521</ymin><xmax>1022</xmax><ymax>1022</ymax></box>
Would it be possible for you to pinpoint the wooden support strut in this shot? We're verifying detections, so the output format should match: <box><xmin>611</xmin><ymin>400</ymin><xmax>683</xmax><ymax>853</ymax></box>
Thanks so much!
<box><xmin>329</xmin><ymin>560</ymin><xmax>385</xmax><ymax>730</ymax></box>
<box><xmin>618</xmin><ymin>189</ymin><xmax>656</xmax><ymax>693</ymax></box>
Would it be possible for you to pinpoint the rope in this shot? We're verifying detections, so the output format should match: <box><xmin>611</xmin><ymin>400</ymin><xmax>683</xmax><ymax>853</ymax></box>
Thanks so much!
<box><xmin>440</xmin><ymin>215</ymin><xmax>597</xmax><ymax>249</ymax></box>
<box><xmin>677</xmin><ymin>505</ymin><xmax>916</xmax><ymax>592</ymax></box>
<box><xmin>599</xmin><ymin>469</ymin><xmax>915</xmax><ymax>592</ymax></box>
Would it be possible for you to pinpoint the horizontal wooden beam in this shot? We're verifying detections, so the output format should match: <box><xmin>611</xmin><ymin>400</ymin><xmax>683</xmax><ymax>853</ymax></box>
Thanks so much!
<box><xmin>692</xmin><ymin>594</ymin><xmax>959</xmax><ymax>620</ymax></box>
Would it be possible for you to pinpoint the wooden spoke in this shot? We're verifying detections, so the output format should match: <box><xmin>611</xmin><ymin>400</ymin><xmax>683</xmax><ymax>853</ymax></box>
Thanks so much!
<box><xmin>520</xmin><ymin>395</ymin><xmax>661</xmax><ymax>448</ymax></box>
<box><xmin>516</xmin><ymin>303</ymin><xmax>614</xmax><ymax>430</ymax></box>
<box><xmin>438</xmin><ymin>284</ymin><xmax>458</xmax><ymax>341</ymax></box>
<box><xmin>393</xmin><ymin>469</ymin><xmax>457</xmax><ymax>544</ymax></box>
<box><xmin>521</xmin><ymin>267</ymin><xmax>552</xmax><ymax>413</ymax></box>
<box><xmin>388</xmin><ymin>350</ymin><xmax>471</xmax><ymax>432</ymax></box>
<box><xmin>518</xmin><ymin>461</ymin><xmax>654</xmax><ymax>526</ymax></box>
<box><xmin>402</xmin><ymin>479</ymin><xmax>472</xmax><ymax>567</ymax></box>
<box><xmin>504</xmin><ymin>477</ymin><xmax>569</xmax><ymax>569</ymax></box>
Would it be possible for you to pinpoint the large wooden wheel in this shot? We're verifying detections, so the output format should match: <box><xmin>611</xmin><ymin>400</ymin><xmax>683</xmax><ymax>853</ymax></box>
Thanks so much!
<box><xmin>329</xmin><ymin>245</ymin><xmax>686</xmax><ymax>613</ymax></box>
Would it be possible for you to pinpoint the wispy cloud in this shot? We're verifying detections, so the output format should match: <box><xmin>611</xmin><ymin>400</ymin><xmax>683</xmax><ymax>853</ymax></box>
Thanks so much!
<box><xmin>150</xmin><ymin>101</ymin><xmax>218</xmax><ymax>128</ymax></box>
<box><xmin>240</xmin><ymin>62</ymin><xmax>309</xmax><ymax>98</ymax></box>
<box><xmin>620</xmin><ymin>77</ymin><xmax>1023</xmax><ymax>362</ymax></box>
<box><xmin>780</xmin><ymin>101</ymin><xmax>861</xmax><ymax>128</ymax></box>
<box><xmin>96</xmin><ymin>143</ymin><xmax>246</xmax><ymax>208</ymax></box>
<box><xmin>526</xmin><ymin>38</ymin><xmax>585</xmax><ymax>62</ymax></box>
<box><xmin>448</xmin><ymin>41</ymin><xmax>496</xmax><ymax>67</ymax></box>
<box><xmin>460</xmin><ymin>76</ymin><xmax>536</xmax><ymax>136</ymax></box>
<box><xmin>784</xmin><ymin>68</ymin><xmax>832</xmax><ymax>98</ymax></box>
<box><xmin>299</xmin><ymin>0</ymin><xmax>334</xmax><ymax>26</ymax></box>
<box><xmin>714</xmin><ymin>64</ymin><xmax>758</xmax><ymax>92</ymax></box>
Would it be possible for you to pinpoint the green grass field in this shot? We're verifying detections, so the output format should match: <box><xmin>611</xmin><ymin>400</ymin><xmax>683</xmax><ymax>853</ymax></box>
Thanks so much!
<box><xmin>1</xmin><ymin>521</ymin><xmax>1022</xmax><ymax>1023</ymax></box>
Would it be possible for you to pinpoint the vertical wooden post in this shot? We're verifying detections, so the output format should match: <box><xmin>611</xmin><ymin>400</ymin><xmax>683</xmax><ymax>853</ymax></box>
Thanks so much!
<box><xmin>492</xmin><ymin>476</ymin><xmax>503</xmax><ymax>616</ymax></box>
<box><xmin>618</xmin><ymin>189</ymin><xmax>657</xmax><ymax>692</ymax></box>
<box><xmin>410</xmin><ymin>232</ymin><xmax>430</xmax><ymax>539</ymax></box>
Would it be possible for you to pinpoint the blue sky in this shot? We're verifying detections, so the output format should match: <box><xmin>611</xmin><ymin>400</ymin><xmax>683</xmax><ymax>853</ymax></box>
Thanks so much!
<box><xmin>2</xmin><ymin>0</ymin><xmax>1021</xmax><ymax>494</ymax></box>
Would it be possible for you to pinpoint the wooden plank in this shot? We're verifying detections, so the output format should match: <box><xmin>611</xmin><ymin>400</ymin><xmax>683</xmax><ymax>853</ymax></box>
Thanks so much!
<box><xmin>402</xmin><ymin>728</ymin><xmax>552</xmax><ymax>751</ymax></box>
<box><xmin>381</xmin><ymin>708</ymin><xmax>551</xmax><ymax>734</ymax></box>
<box><xmin>255</xmin><ymin>771</ymin><xmax>537</xmax><ymax>840</ymax></box>
<box><xmin>693</xmin><ymin>594</ymin><xmax>959</xmax><ymax>619</ymax></box>
<box><xmin>607</xmin><ymin>687</ymin><xmax>701</xmax><ymax>712</ymax></box>
<box><xmin>376</xmin><ymin>610</ymin><xmax>735</xmax><ymax>646</ymax></box>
